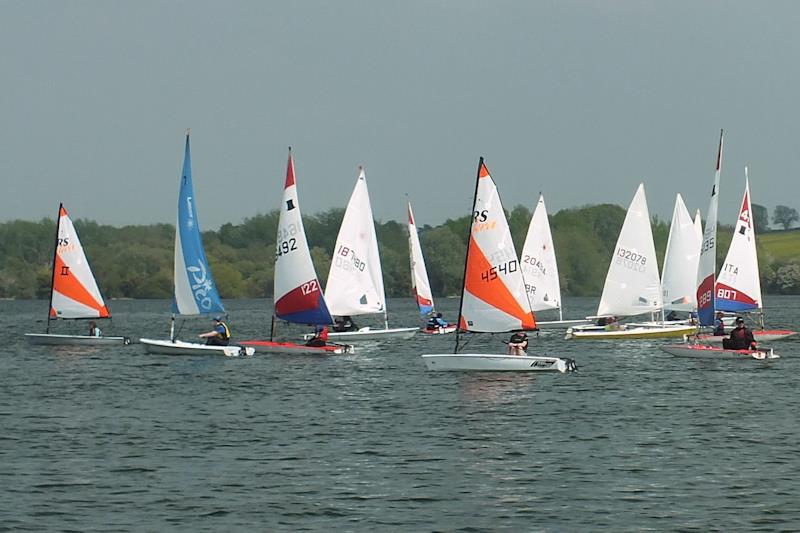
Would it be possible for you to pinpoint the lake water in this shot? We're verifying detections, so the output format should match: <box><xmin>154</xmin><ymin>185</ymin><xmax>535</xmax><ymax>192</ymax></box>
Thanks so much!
<box><xmin>2</xmin><ymin>296</ymin><xmax>799</xmax><ymax>531</ymax></box>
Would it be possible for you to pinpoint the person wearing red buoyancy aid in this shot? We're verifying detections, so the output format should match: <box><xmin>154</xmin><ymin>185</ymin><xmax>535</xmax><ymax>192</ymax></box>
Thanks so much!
<box><xmin>723</xmin><ymin>317</ymin><xmax>757</xmax><ymax>350</ymax></box>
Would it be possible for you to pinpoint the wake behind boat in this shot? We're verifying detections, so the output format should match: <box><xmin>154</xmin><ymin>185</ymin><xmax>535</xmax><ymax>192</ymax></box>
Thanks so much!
<box><xmin>421</xmin><ymin>158</ymin><xmax>576</xmax><ymax>373</ymax></box>
<box><xmin>239</xmin><ymin>148</ymin><xmax>354</xmax><ymax>356</ymax></box>
<box><xmin>25</xmin><ymin>204</ymin><xmax>130</xmax><ymax>346</ymax></box>
<box><xmin>138</xmin><ymin>131</ymin><xmax>252</xmax><ymax>358</ymax></box>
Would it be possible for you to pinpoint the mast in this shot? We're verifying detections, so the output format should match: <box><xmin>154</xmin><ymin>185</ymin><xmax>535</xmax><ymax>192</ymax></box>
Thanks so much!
<box><xmin>45</xmin><ymin>204</ymin><xmax>63</xmax><ymax>333</ymax></box>
<box><xmin>454</xmin><ymin>157</ymin><xmax>484</xmax><ymax>353</ymax></box>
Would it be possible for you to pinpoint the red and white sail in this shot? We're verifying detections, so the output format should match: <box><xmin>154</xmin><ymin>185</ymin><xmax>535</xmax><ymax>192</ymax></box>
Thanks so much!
<box><xmin>460</xmin><ymin>160</ymin><xmax>536</xmax><ymax>332</ymax></box>
<box><xmin>597</xmin><ymin>183</ymin><xmax>662</xmax><ymax>317</ymax></box>
<box><xmin>273</xmin><ymin>150</ymin><xmax>332</xmax><ymax>325</ymax></box>
<box><xmin>661</xmin><ymin>194</ymin><xmax>701</xmax><ymax>312</ymax></box>
<box><xmin>407</xmin><ymin>201</ymin><xmax>435</xmax><ymax>317</ymax></box>
<box><xmin>697</xmin><ymin>130</ymin><xmax>724</xmax><ymax>327</ymax></box>
<box><xmin>715</xmin><ymin>168</ymin><xmax>761</xmax><ymax>312</ymax></box>
<box><xmin>50</xmin><ymin>205</ymin><xmax>110</xmax><ymax>319</ymax></box>
<box><xmin>520</xmin><ymin>193</ymin><xmax>561</xmax><ymax>313</ymax></box>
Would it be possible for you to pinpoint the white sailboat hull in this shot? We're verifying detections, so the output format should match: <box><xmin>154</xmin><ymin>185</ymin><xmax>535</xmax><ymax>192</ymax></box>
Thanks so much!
<box><xmin>421</xmin><ymin>353</ymin><xmax>576</xmax><ymax>373</ymax></box>
<box><xmin>535</xmin><ymin>319</ymin><xmax>592</xmax><ymax>330</ymax></box>
<box><xmin>26</xmin><ymin>333</ymin><xmax>131</xmax><ymax>346</ymax></box>
<box><xmin>661</xmin><ymin>343</ymin><xmax>779</xmax><ymax>360</ymax></box>
<box><xmin>139</xmin><ymin>338</ymin><xmax>254</xmax><ymax>357</ymax></box>
<box><xmin>303</xmin><ymin>327</ymin><xmax>418</xmax><ymax>341</ymax></box>
<box><xmin>565</xmin><ymin>324</ymin><xmax>696</xmax><ymax>340</ymax></box>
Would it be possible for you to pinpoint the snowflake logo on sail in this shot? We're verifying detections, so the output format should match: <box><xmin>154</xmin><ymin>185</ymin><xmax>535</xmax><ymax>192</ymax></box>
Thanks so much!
<box><xmin>187</xmin><ymin>260</ymin><xmax>214</xmax><ymax>310</ymax></box>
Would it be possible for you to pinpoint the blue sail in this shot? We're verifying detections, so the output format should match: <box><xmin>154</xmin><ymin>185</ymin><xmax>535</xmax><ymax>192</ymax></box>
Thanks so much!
<box><xmin>172</xmin><ymin>132</ymin><xmax>225</xmax><ymax>316</ymax></box>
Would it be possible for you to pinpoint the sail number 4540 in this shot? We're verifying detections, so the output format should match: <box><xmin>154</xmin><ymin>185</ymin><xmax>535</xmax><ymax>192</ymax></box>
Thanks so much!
<box><xmin>480</xmin><ymin>260</ymin><xmax>518</xmax><ymax>282</ymax></box>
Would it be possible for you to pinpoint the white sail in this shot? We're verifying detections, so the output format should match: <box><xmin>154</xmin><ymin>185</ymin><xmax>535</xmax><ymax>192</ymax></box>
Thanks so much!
<box><xmin>661</xmin><ymin>194</ymin><xmax>701</xmax><ymax>312</ymax></box>
<box><xmin>597</xmin><ymin>183</ymin><xmax>662</xmax><ymax>317</ymax></box>
<box><xmin>324</xmin><ymin>167</ymin><xmax>386</xmax><ymax>317</ymax></box>
<box><xmin>693</xmin><ymin>209</ymin><xmax>703</xmax><ymax>244</ymax></box>
<box><xmin>49</xmin><ymin>205</ymin><xmax>110</xmax><ymax>319</ymax></box>
<box><xmin>407</xmin><ymin>201</ymin><xmax>435</xmax><ymax>317</ymax></box>
<box><xmin>716</xmin><ymin>169</ymin><xmax>762</xmax><ymax>312</ymax></box>
<box><xmin>460</xmin><ymin>160</ymin><xmax>536</xmax><ymax>332</ymax></box>
<box><xmin>520</xmin><ymin>194</ymin><xmax>561</xmax><ymax>313</ymax></box>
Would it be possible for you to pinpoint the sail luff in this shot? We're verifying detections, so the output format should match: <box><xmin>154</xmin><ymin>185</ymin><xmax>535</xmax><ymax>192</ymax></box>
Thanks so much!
<box><xmin>46</xmin><ymin>203</ymin><xmax>62</xmax><ymax>332</ymax></box>
<box><xmin>696</xmin><ymin>129</ymin><xmax>724</xmax><ymax>327</ymax></box>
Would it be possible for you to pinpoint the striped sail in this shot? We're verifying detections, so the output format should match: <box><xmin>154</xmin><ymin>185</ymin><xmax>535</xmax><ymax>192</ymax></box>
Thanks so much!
<box><xmin>597</xmin><ymin>183</ymin><xmax>662</xmax><ymax>317</ymax></box>
<box><xmin>661</xmin><ymin>194</ymin><xmax>701</xmax><ymax>312</ymax></box>
<box><xmin>715</xmin><ymin>170</ymin><xmax>761</xmax><ymax>312</ymax></box>
<box><xmin>324</xmin><ymin>167</ymin><xmax>386</xmax><ymax>317</ymax></box>
<box><xmin>172</xmin><ymin>132</ymin><xmax>225</xmax><ymax>316</ymax></box>
<box><xmin>49</xmin><ymin>204</ymin><xmax>110</xmax><ymax>319</ymax></box>
<box><xmin>407</xmin><ymin>201</ymin><xmax>435</xmax><ymax>318</ymax></box>
<box><xmin>274</xmin><ymin>150</ymin><xmax>332</xmax><ymax>325</ymax></box>
<box><xmin>520</xmin><ymin>194</ymin><xmax>561</xmax><ymax>312</ymax></box>
<box><xmin>459</xmin><ymin>159</ymin><xmax>536</xmax><ymax>333</ymax></box>
<box><xmin>696</xmin><ymin>130</ymin><xmax>724</xmax><ymax>327</ymax></box>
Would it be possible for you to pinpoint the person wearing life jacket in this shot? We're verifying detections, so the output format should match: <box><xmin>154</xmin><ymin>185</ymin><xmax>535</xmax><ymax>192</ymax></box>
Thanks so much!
<box><xmin>88</xmin><ymin>321</ymin><xmax>101</xmax><ymax>337</ymax></box>
<box><xmin>199</xmin><ymin>316</ymin><xmax>231</xmax><ymax>346</ymax></box>
<box><xmin>333</xmin><ymin>316</ymin><xmax>358</xmax><ymax>332</ymax></box>
<box><xmin>507</xmin><ymin>332</ymin><xmax>528</xmax><ymax>355</ymax></box>
<box><xmin>723</xmin><ymin>316</ymin><xmax>757</xmax><ymax>350</ymax></box>
<box><xmin>713</xmin><ymin>311</ymin><xmax>726</xmax><ymax>336</ymax></box>
<box><xmin>426</xmin><ymin>312</ymin><xmax>449</xmax><ymax>331</ymax></box>
<box><xmin>306</xmin><ymin>325</ymin><xmax>329</xmax><ymax>347</ymax></box>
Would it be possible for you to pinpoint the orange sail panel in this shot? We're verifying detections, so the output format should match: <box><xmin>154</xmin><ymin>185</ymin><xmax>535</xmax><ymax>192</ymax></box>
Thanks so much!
<box><xmin>49</xmin><ymin>206</ymin><xmax>110</xmax><ymax>319</ymax></box>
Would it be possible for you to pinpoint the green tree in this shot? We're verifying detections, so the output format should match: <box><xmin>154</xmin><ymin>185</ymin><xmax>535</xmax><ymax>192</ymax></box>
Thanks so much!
<box><xmin>772</xmin><ymin>205</ymin><xmax>799</xmax><ymax>230</ymax></box>
<box><xmin>752</xmin><ymin>203</ymin><xmax>769</xmax><ymax>233</ymax></box>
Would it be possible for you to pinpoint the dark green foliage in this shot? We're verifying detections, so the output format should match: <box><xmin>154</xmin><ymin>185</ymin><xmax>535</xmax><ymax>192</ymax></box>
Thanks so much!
<box><xmin>2</xmin><ymin>202</ymin><xmax>797</xmax><ymax>299</ymax></box>
<box><xmin>773</xmin><ymin>205</ymin><xmax>799</xmax><ymax>230</ymax></box>
<box><xmin>752</xmin><ymin>203</ymin><xmax>769</xmax><ymax>233</ymax></box>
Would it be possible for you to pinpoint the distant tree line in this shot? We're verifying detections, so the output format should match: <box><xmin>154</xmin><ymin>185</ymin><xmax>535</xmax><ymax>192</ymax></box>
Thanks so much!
<box><xmin>1</xmin><ymin>203</ymin><xmax>798</xmax><ymax>299</ymax></box>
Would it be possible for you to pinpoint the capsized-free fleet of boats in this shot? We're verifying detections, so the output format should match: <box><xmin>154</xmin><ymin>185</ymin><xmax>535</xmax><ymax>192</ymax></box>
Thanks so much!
<box><xmin>26</xmin><ymin>129</ymin><xmax>795</xmax><ymax>367</ymax></box>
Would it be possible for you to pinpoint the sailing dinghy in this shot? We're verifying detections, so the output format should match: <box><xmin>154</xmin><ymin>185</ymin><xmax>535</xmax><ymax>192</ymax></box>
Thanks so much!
<box><xmin>659</xmin><ymin>193</ymin><xmax>701</xmax><ymax>319</ymax></box>
<box><xmin>139</xmin><ymin>132</ymin><xmax>253</xmax><ymax>357</ymax></box>
<box><xmin>519</xmin><ymin>194</ymin><xmax>590</xmax><ymax>330</ymax></box>
<box><xmin>407</xmin><ymin>200</ymin><xmax>456</xmax><ymax>335</ymax></box>
<box><xmin>565</xmin><ymin>184</ymin><xmax>696</xmax><ymax>340</ymax></box>
<box><xmin>240</xmin><ymin>149</ymin><xmax>353</xmax><ymax>355</ymax></box>
<box><xmin>662</xmin><ymin>132</ymin><xmax>779</xmax><ymax>360</ymax></box>
<box><xmin>307</xmin><ymin>167</ymin><xmax>417</xmax><ymax>342</ymax></box>
<box><xmin>25</xmin><ymin>204</ymin><xmax>131</xmax><ymax>346</ymax></box>
<box><xmin>421</xmin><ymin>159</ymin><xmax>576</xmax><ymax>373</ymax></box>
<box><xmin>694</xmin><ymin>169</ymin><xmax>795</xmax><ymax>344</ymax></box>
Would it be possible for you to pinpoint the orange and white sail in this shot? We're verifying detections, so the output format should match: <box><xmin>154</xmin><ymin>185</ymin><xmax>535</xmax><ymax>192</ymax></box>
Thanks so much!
<box><xmin>49</xmin><ymin>204</ymin><xmax>110</xmax><ymax>319</ymax></box>
<box><xmin>459</xmin><ymin>159</ymin><xmax>536</xmax><ymax>332</ymax></box>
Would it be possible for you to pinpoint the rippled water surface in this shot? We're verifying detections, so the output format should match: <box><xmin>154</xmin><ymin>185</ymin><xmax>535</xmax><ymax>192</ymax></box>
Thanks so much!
<box><xmin>2</xmin><ymin>296</ymin><xmax>799</xmax><ymax>531</ymax></box>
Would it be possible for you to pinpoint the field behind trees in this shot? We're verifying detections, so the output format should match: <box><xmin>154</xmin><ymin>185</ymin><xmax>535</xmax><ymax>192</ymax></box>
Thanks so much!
<box><xmin>1</xmin><ymin>205</ymin><xmax>798</xmax><ymax>300</ymax></box>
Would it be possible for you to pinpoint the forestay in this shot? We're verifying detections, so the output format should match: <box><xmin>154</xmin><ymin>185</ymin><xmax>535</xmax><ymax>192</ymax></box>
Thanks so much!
<box><xmin>596</xmin><ymin>183</ymin><xmax>662</xmax><ymax>318</ymax></box>
<box><xmin>49</xmin><ymin>204</ymin><xmax>110</xmax><ymax>319</ymax></box>
<box><xmin>172</xmin><ymin>132</ymin><xmax>225</xmax><ymax>316</ymax></box>
<box><xmin>661</xmin><ymin>194</ymin><xmax>701</xmax><ymax>312</ymax></box>
<box><xmin>715</xmin><ymin>170</ymin><xmax>761</xmax><ymax>313</ymax></box>
<box><xmin>324</xmin><ymin>167</ymin><xmax>386</xmax><ymax>317</ymax></box>
<box><xmin>407</xmin><ymin>201</ymin><xmax>435</xmax><ymax>318</ymax></box>
<box><xmin>460</xmin><ymin>161</ymin><xmax>536</xmax><ymax>333</ymax></box>
<box><xmin>274</xmin><ymin>150</ymin><xmax>332</xmax><ymax>325</ymax></box>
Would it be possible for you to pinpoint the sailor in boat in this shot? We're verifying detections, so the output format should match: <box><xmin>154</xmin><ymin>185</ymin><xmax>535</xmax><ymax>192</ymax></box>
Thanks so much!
<box><xmin>713</xmin><ymin>311</ymin><xmax>726</xmax><ymax>336</ymax></box>
<box><xmin>306</xmin><ymin>325</ymin><xmax>329</xmax><ymax>347</ymax></box>
<box><xmin>665</xmin><ymin>310</ymin><xmax>679</xmax><ymax>322</ymax></box>
<box><xmin>333</xmin><ymin>316</ymin><xmax>358</xmax><ymax>332</ymax></box>
<box><xmin>88</xmin><ymin>321</ymin><xmax>101</xmax><ymax>337</ymax></box>
<box><xmin>199</xmin><ymin>316</ymin><xmax>231</xmax><ymax>346</ymax></box>
<box><xmin>597</xmin><ymin>316</ymin><xmax>622</xmax><ymax>331</ymax></box>
<box><xmin>722</xmin><ymin>317</ymin><xmax>758</xmax><ymax>350</ymax></box>
<box><xmin>507</xmin><ymin>332</ymin><xmax>528</xmax><ymax>356</ymax></box>
<box><xmin>425</xmin><ymin>312</ymin><xmax>449</xmax><ymax>332</ymax></box>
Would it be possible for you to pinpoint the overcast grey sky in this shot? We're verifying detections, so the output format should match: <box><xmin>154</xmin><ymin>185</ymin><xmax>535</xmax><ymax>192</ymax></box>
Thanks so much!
<box><xmin>2</xmin><ymin>1</ymin><xmax>798</xmax><ymax>229</ymax></box>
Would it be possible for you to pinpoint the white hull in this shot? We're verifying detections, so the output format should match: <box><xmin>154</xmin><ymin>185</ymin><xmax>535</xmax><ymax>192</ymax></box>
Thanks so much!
<box><xmin>535</xmin><ymin>319</ymin><xmax>592</xmax><ymax>330</ymax></box>
<box><xmin>139</xmin><ymin>338</ymin><xmax>254</xmax><ymax>357</ymax></box>
<box><xmin>240</xmin><ymin>340</ymin><xmax>353</xmax><ymax>355</ymax></box>
<box><xmin>421</xmin><ymin>353</ymin><xmax>577</xmax><ymax>373</ymax></box>
<box><xmin>661</xmin><ymin>343</ymin><xmax>779</xmax><ymax>360</ymax></box>
<box><xmin>565</xmin><ymin>324</ymin><xmax>696</xmax><ymax>340</ymax></box>
<box><xmin>25</xmin><ymin>333</ymin><xmax>131</xmax><ymax>346</ymax></box>
<box><xmin>303</xmin><ymin>327</ymin><xmax>418</xmax><ymax>341</ymax></box>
